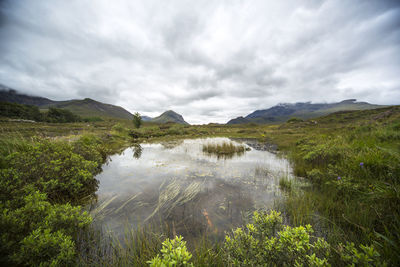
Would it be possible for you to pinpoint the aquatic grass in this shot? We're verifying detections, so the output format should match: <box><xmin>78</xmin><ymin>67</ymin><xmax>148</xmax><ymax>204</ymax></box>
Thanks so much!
<box><xmin>279</xmin><ymin>176</ymin><xmax>293</xmax><ymax>192</ymax></box>
<box><xmin>77</xmin><ymin>223</ymin><xmax>226</xmax><ymax>267</ymax></box>
<box><xmin>202</xmin><ymin>141</ymin><xmax>247</xmax><ymax>156</ymax></box>
<box><xmin>145</xmin><ymin>179</ymin><xmax>204</xmax><ymax>222</ymax></box>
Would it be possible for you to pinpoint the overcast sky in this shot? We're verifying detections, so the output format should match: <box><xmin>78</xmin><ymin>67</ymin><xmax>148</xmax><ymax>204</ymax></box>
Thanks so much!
<box><xmin>0</xmin><ymin>0</ymin><xmax>399</xmax><ymax>124</ymax></box>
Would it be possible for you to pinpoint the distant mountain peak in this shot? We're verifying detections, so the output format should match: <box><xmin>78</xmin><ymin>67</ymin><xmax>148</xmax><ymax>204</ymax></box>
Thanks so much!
<box><xmin>151</xmin><ymin>110</ymin><xmax>189</xmax><ymax>125</ymax></box>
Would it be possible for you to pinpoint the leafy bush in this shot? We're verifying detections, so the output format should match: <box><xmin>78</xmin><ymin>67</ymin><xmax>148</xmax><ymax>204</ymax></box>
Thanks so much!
<box><xmin>1</xmin><ymin>140</ymin><xmax>99</xmax><ymax>203</ymax></box>
<box><xmin>0</xmin><ymin>135</ymin><xmax>106</xmax><ymax>266</ymax></box>
<box><xmin>224</xmin><ymin>210</ymin><xmax>383</xmax><ymax>266</ymax></box>
<box><xmin>148</xmin><ymin>236</ymin><xmax>193</xmax><ymax>267</ymax></box>
<box><xmin>72</xmin><ymin>135</ymin><xmax>109</xmax><ymax>172</ymax></box>
<box><xmin>0</xmin><ymin>190</ymin><xmax>91</xmax><ymax>266</ymax></box>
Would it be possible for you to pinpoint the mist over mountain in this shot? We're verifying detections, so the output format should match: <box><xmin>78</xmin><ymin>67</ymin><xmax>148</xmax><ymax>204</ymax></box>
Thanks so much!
<box><xmin>0</xmin><ymin>85</ymin><xmax>133</xmax><ymax>120</ymax></box>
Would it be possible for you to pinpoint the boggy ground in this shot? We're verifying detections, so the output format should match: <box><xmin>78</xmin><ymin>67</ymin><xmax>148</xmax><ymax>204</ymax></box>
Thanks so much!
<box><xmin>0</xmin><ymin>105</ymin><xmax>399</xmax><ymax>266</ymax></box>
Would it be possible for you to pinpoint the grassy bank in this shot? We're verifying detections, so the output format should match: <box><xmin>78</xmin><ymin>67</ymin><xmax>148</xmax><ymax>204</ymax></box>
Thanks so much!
<box><xmin>268</xmin><ymin>106</ymin><xmax>400</xmax><ymax>265</ymax></box>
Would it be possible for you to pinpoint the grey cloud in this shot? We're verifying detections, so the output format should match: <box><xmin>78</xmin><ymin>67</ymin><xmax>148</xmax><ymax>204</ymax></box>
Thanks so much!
<box><xmin>0</xmin><ymin>0</ymin><xmax>399</xmax><ymax>124</ymax></box>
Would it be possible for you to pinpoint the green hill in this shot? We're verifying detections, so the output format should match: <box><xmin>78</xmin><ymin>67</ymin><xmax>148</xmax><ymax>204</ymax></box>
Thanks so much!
<box><xmin>0</xmin><ymin>85</ymin><xmax>133</xmax><ymax>120</ymax></box>
<box><xmin>228</xmin><ymin>99</ymin><xmax>384</xmax><ymax>124</ymax></box>
<box><xmin>151</xmin><ymin>110</ymin><xmax>189</xmax><ymax>125</ymax></box>
<box><xmin>48</xmin><ymin>98</ymin><xmax>133</xmax><ymax>120</ymax></box>
<box><xmin>0</xmin><ymin>85</ymin><xmax>55</xmax><ymax>106</ymax></box>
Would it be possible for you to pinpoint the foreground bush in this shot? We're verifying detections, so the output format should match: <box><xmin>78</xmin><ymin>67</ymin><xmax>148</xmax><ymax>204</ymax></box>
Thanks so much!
<box><xmin>224</xmin><ymin>211</ymin><xmax>383</xmax><ymax>266</ymax></box>
<box><xmin>0</xmin><ymin>190</ymin><xmax>91</xmax><ymax>266</ymax></box>
<box><xmin>0</xmin><ymin>136</ymin><xmax>106</xmax><ymax>266</ymax></box>
<box><xmin>148</xmin><ymin>236</ymin><xmax>193</xmax><ymax>267</ymax></box>
<box><xmin>0</xmin><ymin>140</ymin><xmax>100</xmax><ymax>203</ymax></box>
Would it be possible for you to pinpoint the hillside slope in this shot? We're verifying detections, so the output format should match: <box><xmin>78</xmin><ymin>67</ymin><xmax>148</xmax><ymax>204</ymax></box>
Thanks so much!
<box><xmin>228</xmin><ymin>99</ymin><xmax>384</xmax><ymax>124</ymax></box>
<box><xmin>0</xmin><ymin>85</ymin><xmax>55</xmax><ymax>106</ymax></box>
<box><xmin>151</xmin><ymin>110</ymin><xmax>189</xmax><ymax>125</ymax></box>
<box><xmin>49</xmin><ymin>98</ymin><xmax>133</xmax><ymax>120</ymax></box>
<box><xmin>0</xmin><ymin>85</ymin><xmax>133</xmax><ymax>120</ymax></box>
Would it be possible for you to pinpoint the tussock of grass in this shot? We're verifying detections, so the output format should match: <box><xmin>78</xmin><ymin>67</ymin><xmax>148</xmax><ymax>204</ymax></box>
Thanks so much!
<box><xmin>202</xmin><ymin>141</ymin><xmax>246</xmax><ymax>155</ymax></box>
<box><xmin>279</xmin><ymin>176</ymin><xmax>293</xmax><ymax>192</ymax></box>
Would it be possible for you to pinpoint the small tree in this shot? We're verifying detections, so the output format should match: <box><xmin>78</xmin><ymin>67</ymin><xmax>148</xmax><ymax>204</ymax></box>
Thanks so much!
<box><xmin>132</xmin><ymin>112</ymin><xmax>142</xmax><ymax>129</ymax></box>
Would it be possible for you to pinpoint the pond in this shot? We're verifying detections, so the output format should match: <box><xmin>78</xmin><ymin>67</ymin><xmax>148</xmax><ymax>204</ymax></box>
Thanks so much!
<box><xmin>92</xmin><ymin>137</ymin><xmax>292</xmax><ymax>242</ymax></box>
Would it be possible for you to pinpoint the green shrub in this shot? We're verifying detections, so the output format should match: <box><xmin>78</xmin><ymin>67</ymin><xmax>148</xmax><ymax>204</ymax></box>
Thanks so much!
<box><xmin>148</xmin><ymin>236</ymin><xmax>193</xmax><ymax>267</ymax></box>
<box><xmin>1</xmin><ymin>140</ymin><xmax>99</xmax><ymax>203</ymax></box>
<box><xmin>72</xmin><ymin>135</ymin><xmax>109</xmax><ymax>172</ymax></box>
<box><xmin>14</xmin><ymin>228</ymin><xmax>76</xmax><ymax>267</ymax></box>
<box><xmin>224</xmin><ymin>210</ymin><xmax>330</xmax><ymax>266</ymax></box>
<box><xmin>224</xmin><ymin>210</ymin><xmax>383</xmax><ymax>266</ymax></box>
<box><xmin>0</xmin><ymin>190</ymin><xmax>91</xmax><ymax>266</ymax></box>
<box><xmin>306</xmin><ymin>169</ymin><xmax>325</xmax><ymax>185</ymax></box>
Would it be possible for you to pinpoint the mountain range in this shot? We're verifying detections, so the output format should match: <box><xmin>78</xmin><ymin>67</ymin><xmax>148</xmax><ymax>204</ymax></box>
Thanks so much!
<box><xmin>0</xmin><ymin>84</ymin><xmax>189</xmax><ymax>124</ymax></box>
<box><xmin>227</xmin><ymin>99</ymin><xmax>384</xmax><ymax>124</ymax></box>
<box><xmin>0</xmin><ymin>86</ymin><xmax>133</xmax><ymax>120</ymax></box>
<box><xmin>1</xmin><ymin>84</ymin><xmax>387</xmax><ymax>125</ymax></box>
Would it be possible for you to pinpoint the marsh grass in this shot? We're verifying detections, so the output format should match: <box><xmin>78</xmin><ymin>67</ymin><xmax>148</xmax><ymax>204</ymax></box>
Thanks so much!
<box><xmin>271</xmin><ymin>106</ymin><xmax>400</xmax><ymax>264</ymax></box>
<box><xmin>278</xmin><ymin>176</ymin><xmax>293</xmax><ymax>192</ymax></box>
<box><xmin>202</xmin><ymin>141</ymin><xmax>247</xmax><ymax>156</ymax></box>
<box><xmin>77</xmin><ymin>223</ymin><xmax>225</xmax><ymax>267</ymax></box>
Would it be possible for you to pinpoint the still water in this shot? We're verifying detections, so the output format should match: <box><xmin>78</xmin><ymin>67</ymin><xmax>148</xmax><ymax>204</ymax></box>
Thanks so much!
<box><xmin>93</xmin><ymin>137</ymin><xmax>292</xmax><ymax>240</ymax></box>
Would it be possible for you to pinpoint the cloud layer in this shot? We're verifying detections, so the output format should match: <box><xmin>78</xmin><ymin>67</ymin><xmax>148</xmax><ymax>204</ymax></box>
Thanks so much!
<box><xmin>1</xmin><ymin>0</ymin><xmax>399</xmax><ymax>123</ymax></box>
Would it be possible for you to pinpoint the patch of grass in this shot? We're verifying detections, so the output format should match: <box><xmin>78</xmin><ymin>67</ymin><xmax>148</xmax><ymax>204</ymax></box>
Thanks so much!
<box><xmin>202</xmin><ymin>141</ymin><xmax>247</xmax><ymax>155</ymax></box>
<box><xmin>279</xmin><ymin>176</ymin><xmax>293</xmax><ymax>192</ymax></box>
<box><xmin>270</xmin><ymin>106</ymin><xmax>400</xmax><ymax>264</ymax></box>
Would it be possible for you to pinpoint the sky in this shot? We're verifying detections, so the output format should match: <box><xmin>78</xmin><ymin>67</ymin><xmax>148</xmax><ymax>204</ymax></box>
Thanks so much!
<box><xmin>0</xmin><ymin>0</ymin><xmax>399</xmax><ymax>124</ymax></box>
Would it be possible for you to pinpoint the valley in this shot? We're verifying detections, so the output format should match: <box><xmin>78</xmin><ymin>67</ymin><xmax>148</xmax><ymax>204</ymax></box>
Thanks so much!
<box><xmin>1</xmin><ymin>97</ymin><xmax>399</xmax><ymax>266</ymax></box>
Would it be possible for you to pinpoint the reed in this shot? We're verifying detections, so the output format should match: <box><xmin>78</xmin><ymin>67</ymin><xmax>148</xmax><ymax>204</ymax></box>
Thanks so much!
<box><xmin>202</xmin><ymin>141</ymin><xmax>247</xmax><ymax>155</ymax></box>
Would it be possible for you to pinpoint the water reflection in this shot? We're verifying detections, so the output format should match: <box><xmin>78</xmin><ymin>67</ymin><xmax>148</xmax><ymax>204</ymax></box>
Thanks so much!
<box><xmin>132</xmin><ymin>144</ymin><xmax>142</xmax><ymax>159</ymax></box>
<box><xmin>93</xmin><ymin>138</ymin><xmax>292</xmax><ymax>241</ymax></box>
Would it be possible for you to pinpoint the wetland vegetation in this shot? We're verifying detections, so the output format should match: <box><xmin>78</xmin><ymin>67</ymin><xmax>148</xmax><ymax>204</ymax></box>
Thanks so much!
<box><xmin>202</xmin><ymin>141</ymin><xmax>248</xmax><ymax>157</ymax></box>
<box><xmin>0</xmin><ymin>106</ymin><xmax>399</xmax><ymax>266</ymax></box>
